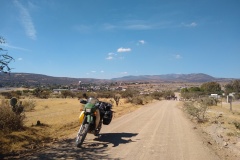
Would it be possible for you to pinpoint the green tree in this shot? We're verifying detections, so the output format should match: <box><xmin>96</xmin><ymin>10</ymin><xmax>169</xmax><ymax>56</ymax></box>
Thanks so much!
<box><xmin>0</xmin><ymin>36</ymin><xmax>14</xmax><ymax>73</ymax></box>
<box><xmin>200</xmin><ymin>82</ymin><xmax>221</xmax><ymax>94</ymax></box>
<box><xmin>150</xmin><ymin>91</ymin><xmax>164</xmax><ymax>100</ymax></box>
<box><xmin>225</xmin><ymin>80</ymin><xmax>240</xmax><ymax>94</ymax></box>
<box><xmin>224</xmin><ymin>83</ymin><xmax>234</xmax><ymax>94</ymax></box>
<box><xmin>188</xmin><ymin>87</ymin><xmax>201</xmax><ymax>92</ymax></box>
<box><xmin>232</xmin><ymin>80</ymin><xmax>240</xmax><ymax>92</ymax></box>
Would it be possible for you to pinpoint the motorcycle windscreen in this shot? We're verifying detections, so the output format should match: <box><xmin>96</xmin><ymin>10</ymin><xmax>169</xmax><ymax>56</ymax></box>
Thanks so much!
<box><xmin>84</xmin><ymin>103</ymin><xmax>95</xmax><ymax>109</ymax></box>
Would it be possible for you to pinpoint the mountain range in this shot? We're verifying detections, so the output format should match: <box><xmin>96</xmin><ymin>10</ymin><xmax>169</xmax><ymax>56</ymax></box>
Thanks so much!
<box><xmin>0</xmin><ymin>73</ymin><xmax>236</xmax><ymax>87</ymax></box>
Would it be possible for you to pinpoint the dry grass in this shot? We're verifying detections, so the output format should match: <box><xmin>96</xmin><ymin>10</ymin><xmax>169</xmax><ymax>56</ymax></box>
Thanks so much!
<box><xmin>0</xmin><ymin>97</ymin><xmax>141</xmax><ymax>154</ymax></box>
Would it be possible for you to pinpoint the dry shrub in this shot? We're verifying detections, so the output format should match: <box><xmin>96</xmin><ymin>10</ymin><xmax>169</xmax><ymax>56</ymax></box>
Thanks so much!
<box><xmin>0</xmin><ymin>105</ymin><xmax>25</xmax><ymax>133</ymax></box>
<box><xmin>233</xmin><ymin>121</ymin><xmax>240</xmax><ymax>130</ymax></box>
<box><xmin>125</xmin><ymin>96</ymin><xmax>144</xmax><ymax>105</ymax></box>
<box><xmin>1</xmin><ymin>98</ymin><xmax>9</xmax><ymax>107</ymax></box>
<box><xmin>132</xmin><ymin>96</ymin><xmax>144</xmax><ymax>105</ymax></box>
<box><xmin>183</xmin><ymin>98</ymin><xmax>213</xmax><ymax>123</ymax></box>
<box><xmin>22</xmin><ymin>99</ymin><xmax>36</xmax><ymax>111</ymax></box>
<box><xmin>0</xmin><ymin>98</ymin><xmax>25</xmax><ymax>133</ymax></box>
<box><xmin>124</xmin><ymin>95</ymin><xmax>154</xmax><ymax>105</ymax></box>
<box><xmin>143</xmin><ymin>95</ymin><xmax>154</xmax><ymax>104</ymax></box>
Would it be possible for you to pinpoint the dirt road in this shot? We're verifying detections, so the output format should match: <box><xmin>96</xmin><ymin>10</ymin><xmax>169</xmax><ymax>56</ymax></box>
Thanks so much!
<box><xmin>13</xmin><ymin>101</ymin><xmax>221</xmax><ymax>160</ymax></box>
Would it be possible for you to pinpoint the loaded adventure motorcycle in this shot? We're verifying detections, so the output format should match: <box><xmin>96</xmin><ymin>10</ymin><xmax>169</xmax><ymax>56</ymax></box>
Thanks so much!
<box><xmin>76</xmin><ymin>97</ymin><xmax>113</xmax><ymax>147</ymax></box>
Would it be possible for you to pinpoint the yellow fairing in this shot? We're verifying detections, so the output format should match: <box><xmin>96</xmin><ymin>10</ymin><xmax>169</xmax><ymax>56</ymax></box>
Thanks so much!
<box><xmin>79</xmin><ymin>111</ymin><xmax>84</xmax><ymax>124</ymax></box>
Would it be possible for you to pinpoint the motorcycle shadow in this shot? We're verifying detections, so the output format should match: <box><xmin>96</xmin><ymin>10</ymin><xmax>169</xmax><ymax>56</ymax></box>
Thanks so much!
<box><xmin>93</xmin><ymin>132</ymin><xmax>138</xmax><ymax>147</ymax></box>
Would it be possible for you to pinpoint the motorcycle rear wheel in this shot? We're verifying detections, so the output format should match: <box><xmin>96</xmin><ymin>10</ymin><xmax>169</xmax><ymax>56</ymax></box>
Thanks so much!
<box><xmin>76</xmin><ymin>123</ymin><xmax>89</xmax><ymax>147</ymax></box>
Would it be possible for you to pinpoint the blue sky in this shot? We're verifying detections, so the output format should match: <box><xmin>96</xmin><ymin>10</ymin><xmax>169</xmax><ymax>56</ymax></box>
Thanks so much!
<box><xmin>0</xmin><ymin>0</ymin><xmax>240</xmax><ymax>79</ymax></box>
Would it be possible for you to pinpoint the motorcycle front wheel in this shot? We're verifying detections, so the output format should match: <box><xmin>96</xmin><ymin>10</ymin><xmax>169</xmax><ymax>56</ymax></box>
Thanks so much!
<box><xmin>76</xmin><ymin>123</ymin><xmax>89</xmax><ymax>147</ymax></box>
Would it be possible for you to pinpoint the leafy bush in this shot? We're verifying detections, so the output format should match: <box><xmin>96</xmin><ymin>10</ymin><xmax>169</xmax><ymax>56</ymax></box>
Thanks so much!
<box><xmin>150</xmin><ymin>91</ymin><xmax>163</xmax><ymax>100</ymax></box>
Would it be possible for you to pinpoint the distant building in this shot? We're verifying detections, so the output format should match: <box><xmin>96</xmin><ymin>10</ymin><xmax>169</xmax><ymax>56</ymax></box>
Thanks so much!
<box><xmin>53</xmin><ymin>89</ymin><xmax>68</xmax><ymax>94</ymax></box>
<box><xmin>209</xmin><ymin>94</ymin><xmax>221</xmax><ymax>99</ymax></box>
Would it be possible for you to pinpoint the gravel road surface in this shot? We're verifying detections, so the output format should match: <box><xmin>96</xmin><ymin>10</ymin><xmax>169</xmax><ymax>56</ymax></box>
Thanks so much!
<box><xmin>10</xmin><ymin>100</ymin><xmax>221</xmax><ymax>160</ymax></box>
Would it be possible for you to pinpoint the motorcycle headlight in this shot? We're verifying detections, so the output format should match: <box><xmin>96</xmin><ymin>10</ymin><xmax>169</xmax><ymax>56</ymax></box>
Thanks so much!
<box><xmin>85</xmin><ymin>108</ymin><xmax>91</xmax><ymax>113</ymax></box>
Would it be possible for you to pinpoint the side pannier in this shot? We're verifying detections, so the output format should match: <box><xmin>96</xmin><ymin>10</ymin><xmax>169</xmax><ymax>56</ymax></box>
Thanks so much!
<box><xmin>103</xmin><ymin>110</ymin><xmax>113</xmax><ymax>125</ymax></box>
<box><xmin>99</xmin><ymin>102</ymin><xmax>113</xmax><ymax>125</ymax></box>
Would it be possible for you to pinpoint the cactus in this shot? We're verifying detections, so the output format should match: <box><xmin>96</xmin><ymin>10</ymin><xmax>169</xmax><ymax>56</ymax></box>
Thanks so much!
<box><xmin>10</xmin><ymin>97</ymin><xmax>23</xmax><ymax>114</ymax></box>
<box><xmin>114</xmin><ymin>94</ymin><xmax>121</xmax><ymax>106</ymax></box>
<box><xmin>10</xmin><ymin>97</ymin><xmax>18</xmax><ymax>107</ymax></box>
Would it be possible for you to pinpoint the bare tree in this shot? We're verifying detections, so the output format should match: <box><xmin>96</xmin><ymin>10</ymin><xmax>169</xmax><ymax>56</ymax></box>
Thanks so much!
<box><xmin>0</xmin><ymin>36</ymin><xmax>14</xmax><ymax>73</ymax></box>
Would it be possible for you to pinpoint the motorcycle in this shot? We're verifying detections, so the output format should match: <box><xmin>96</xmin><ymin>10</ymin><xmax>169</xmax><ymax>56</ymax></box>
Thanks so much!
<box><xmin>76</xmin><ymin>97</ymin><xmax>113</xmax><ymax>147</ymax></box>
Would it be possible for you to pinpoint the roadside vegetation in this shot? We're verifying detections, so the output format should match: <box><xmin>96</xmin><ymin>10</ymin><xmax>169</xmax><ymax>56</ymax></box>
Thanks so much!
<box><xmin>181</xmin><ymin>80</ymin><xmax>240</xmax><ymax>157</ymax></box>
<box><xmin>182</xmin><ymin>81</ymin><xmax>240</xmax><ymax>122</ymax></box>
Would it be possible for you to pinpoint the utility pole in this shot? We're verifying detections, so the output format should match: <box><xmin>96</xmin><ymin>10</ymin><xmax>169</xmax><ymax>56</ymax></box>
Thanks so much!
<box><xmin>227</xmin><ymin>95</ymin><xmax>233</xmax><ymax>111</ymax></box>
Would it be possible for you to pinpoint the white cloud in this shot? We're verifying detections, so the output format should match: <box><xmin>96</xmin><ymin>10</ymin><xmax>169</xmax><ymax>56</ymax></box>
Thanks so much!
<box><xmin>14</xmin><ymin>0</ymin><xmax>36</xmax><ymax>40</ymax></box>
<box><xmin>182</xmin><ymin>22</ymin><xmax>197</xmax><ymax>27</ymax></box>
<box><xmin>189</xmin><ymin>22</ymin><xmax>197</xmax><ymax>27</ymax></box>
<box><xmin>174</xmin><ymin>54</ymin><xmax>182</xmax><ymax>59</ymax></box>
<box><xmin>117</xmin><ymin>47</ymin><xmax>131</xmax><ymax>53</ymax></box>
<box><xmin>91</xmin><ymin>71</ymin><xmax>96</xmax><ymax>73</ymax></box>
<box><xmin>103</xmin><ymin>21</ymin><xmax>153</xmax><ymax>30</ymax></box>
<box><xmin>102</xmin><ymin>20</ymin><xmax>174</xmax><ymax>31</ymax></box>
<box><xmin>108</xmin><ymin>52</ymin><xmax>116</xmax><ymax>56</ymax></box>
<box><xmin>1</xmin><ymin>43</ymin><xmax>30</xmax><ymax>51</ymax></box>
<box><xmin>106</xmin><ymin>56</ymin><xmax>113</xmax><ymax>60</ymax></box>
<box><xmin>121</xmin><ymin>72</ymin><xmax>128</xmax><ymax>74</ymax></box>
<box><xmin>137</xmin><ymin>40</ymin><xmax>146</xmax><ymax>45</ymax></box>
<box><xmin>100</xmin><ymin>70</ymin><xmax>104</xmax><ymax>73</ymax></box>
<box><xmin>18</xmin><ymin>58</ymin><xmax>23</xmax><ymax>61</ymax></box>
<box><xmin>125</xmin><ymin>24</ymin><xmax>152</xmax><ymax>30</ymax></box>
<box><xmin>139</xmin><ymin>40</ymin><xmax>145</xmax><ymax>44</ymax></box>
<box><xmin>106</xmin><ymin>52</ymin><xmax>117</xmax><ymax>60</ymax></box>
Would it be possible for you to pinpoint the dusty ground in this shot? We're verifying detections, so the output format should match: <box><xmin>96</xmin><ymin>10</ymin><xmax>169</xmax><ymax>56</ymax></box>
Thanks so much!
<box><xmin>200</xmin><ymin>101</ymin><xmax>240</xmax><ymax>159</ymax></box>
<box><xmin>1</xmin><ymin>98</ymin><xmax>240</xmax><ymax>160</ymax></box>
<box><xmin>0</xmin><ymin>97</ymin><xmax>141</xmax><ymax>155</ymax></box>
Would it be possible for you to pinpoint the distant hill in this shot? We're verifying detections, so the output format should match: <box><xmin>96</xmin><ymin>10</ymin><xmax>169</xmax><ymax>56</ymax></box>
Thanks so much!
<box><xmin>0</xmin><ymin>72</ymin><xmax>235</xmax><ymax>87</ymax></box>
<box><xmin>112</xmin><ymin>73</ymin><xmax>233</xmax><ymax>83</ymax></box>
<box><xmin>0</xmin><ymin>73</ymin><xmax>107</xmax><ymax>87</ymax></box>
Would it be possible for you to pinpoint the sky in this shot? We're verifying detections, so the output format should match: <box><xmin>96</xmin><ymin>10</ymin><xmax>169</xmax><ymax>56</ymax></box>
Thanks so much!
<box><xmin>0</xmin><ymin>0</ymin><xmax>240</xmax><ymax>79</ymax></box>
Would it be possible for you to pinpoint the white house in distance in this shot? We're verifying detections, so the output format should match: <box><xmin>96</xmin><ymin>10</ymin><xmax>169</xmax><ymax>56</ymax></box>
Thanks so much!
<box><xmin>209</xmin><ymin>94</ymin><xmax>221</xmax><ymax>99</ymax></box>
